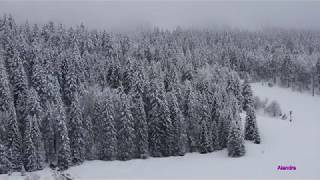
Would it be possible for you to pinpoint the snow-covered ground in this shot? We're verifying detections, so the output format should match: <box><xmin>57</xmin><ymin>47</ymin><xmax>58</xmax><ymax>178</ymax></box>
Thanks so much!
<box><xmin>2</xmin><ymin>83</ymin><xmax>320</xmax><ymax>179</ymax></box>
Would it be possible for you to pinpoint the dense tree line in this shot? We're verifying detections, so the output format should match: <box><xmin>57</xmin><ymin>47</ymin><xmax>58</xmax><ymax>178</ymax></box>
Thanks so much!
<box><xmin>0</xmin><ymin>15</ymin><xmax>263</xmax><ymax>173</ymax></box>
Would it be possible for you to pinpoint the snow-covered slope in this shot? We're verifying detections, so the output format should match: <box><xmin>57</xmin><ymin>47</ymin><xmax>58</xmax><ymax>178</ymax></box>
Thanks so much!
<box><xmin>2</xmin><ymin>83</ymin><xmax>320</xmax><ymax>179</ymax></box>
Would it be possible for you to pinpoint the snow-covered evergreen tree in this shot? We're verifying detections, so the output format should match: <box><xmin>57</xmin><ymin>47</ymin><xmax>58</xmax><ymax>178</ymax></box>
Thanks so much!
<box><xmin>0</xmin><ymin>143</ymin><xmax>11</xmax><ymax>174</ymax></box>
<box><xmin>227</xmin><ymin>96</ymin><xmax>245</xmax><ymax>157</ymax></box>
<box><xmin>4</xmin><ymin>45</ymin><xmax>29</xmax><ymax>134</ymax></box>
<box><xmin>22</xmin><ymin>115</ymin><xmax>38</xmax><ymax>172</ymax></box>
<box><xmin>146</xmin><ymin>78</ymin><xmax>174</xmax><ymax>157</ymax></box>
<box><xmin>242</xmin><ymin>80</ymin><xmax>254</xmax><ymax>112</ymax></box>
<box><xmin>130</xmin><ymin>95</ymin><xmax>149</xmax><ymax>158</ymax></box>
<box><xmin>96</xmin><ymin>94</ymin><xmax>117</xmax><ymax>160</ymax></box>
<box><xmin>68</xmin><ymin>93</ymin><xmax>85</xmax><ymax>164</ymax></box>
<box><xmin>244</xmin><ymin>105</ymin><xmax>261</xmax><ymax>144</ymax></box>
<box><xmin>114</xmin><ymin>92</ymin><xmax>135</xmax><ymax>160</ymax></box>
<box><xmin>0</xmin><ymin>60</ymin><xmax>22</xmax><ymax>170</ymax></box>
<box><xmin>183</xmin><ymin>82</ymin><xmax>201</xmax><ymax>152</ymax></box>
<box><xmin>23</xmin><ymin>88</ymin><xmax>45</xmax><ymax>171</ymax></box>
<box><xmin>166</xmin><ymin>91</ymin><xmax>187</xmax><ymax>156</ymax></box>
<box><xmin>54</xmin><ymin>103</ymin><xmax>71</xmax><ymax>171</ymax></box>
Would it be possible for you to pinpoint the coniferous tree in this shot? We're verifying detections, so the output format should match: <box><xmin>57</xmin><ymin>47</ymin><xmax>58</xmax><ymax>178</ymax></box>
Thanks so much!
<box><xmin>68</xmin><ymin>92</ymin><xmax>85</xmax><ymax>164</ymax></box>
<box><xmin>146</xmin><ymin>79</ymin><xmax>174</xmax><ymax>157</ymax></box>
<box><xmin>227</xmin><ymin>121</ymin><xmax>246</xmax><ymax>157</ymax></box>
<box><xmin>27</xmin><ymin>89</ymin><xmax>45</xmax><ymax>170</ymax></box>
<box><xmin>115</xmin><ymin>92</ymin><xmax>135</xmax><ymax>160</ymax></box>
<box><xmin>199</xmin><ymin>118</ymin><xmax>211</xmax><ymax>154</ymax></box>
<box><xmin>0</xmin><ymin>60</ymin><xmax>22</xmax><ymax>170</ymax></box>
<box><xmin>242</xmin><ymin>80</ymin><xmax>254</xmax><ymax>112</ymax></box>
<box><xmin>54</xmin><ymin>103</ymin><xmax>71</xmax><ymax>171</ymax></box>
<box><xmin>129</xmin><ymin>66</ymin><xmax>149</xmax><ymax>158</ymax></box>
<box><xmin>244</xmin><ymin>105</ymin><xmax>261</xmax><ymax>144</ymax></box>
<box><xmin>4</xmin><ymin>45</ymin><xmax>29</xmax><ymax>134</ymax></box>
<box><xmin>97</xmin><ymin>94</ymin><xmax>117</xmax><ymax>160</ymax></box>
<box><xmin>183</xmin><ymin>82</ymin><xmax>201</xmax><ymax>152</ymax></box>
<box><xmin>130</xmin><ymin>95</ymin><xmax>149</xmax><ymax>158</ymax></box>
<box><xmin>166</xmin><ymin>91</ymin><xmax>187</xmax><ymax>156</ymax></box>
<box><xmin>22</xmin><ymin>115</ymin><xmax>38</xmax><ymax>172</ymax></box>
<box><xmin>227</xmin><ymin>96</ymin><xmax>245</xmax><ymax>157</ymax></box>
<box><xmin>198</xmin><ymin>96</ymin><xmax>212</xmax><ymax>154</ymax></box>
<box><xmin>0</xmin><ymin>143</ymin><xmax>11</xmax><ymax>174</ymax></box>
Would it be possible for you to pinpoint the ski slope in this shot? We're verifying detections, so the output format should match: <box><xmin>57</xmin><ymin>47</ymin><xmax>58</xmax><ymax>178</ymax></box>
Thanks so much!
<box><xmin>2</xmin><ymin>83</ymin><xmax>320</xmax><ymax>179</ymax></box>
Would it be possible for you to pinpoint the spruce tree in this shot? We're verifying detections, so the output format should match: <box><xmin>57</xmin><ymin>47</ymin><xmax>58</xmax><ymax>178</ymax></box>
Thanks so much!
<box><xmin>0</xmin><ymin>60</ymin><xmax>22</xmax><ymax>170</ymax></box>
<box><xmin>130</xmin><ymin>95</ymin><xmax>149</xmax><ymax>158</ymax></box>
<box><xmin>0</xmin><ymin>143</ymin><xmax>11</xmax><ymax>174</ymax></box>
<box><xmin>183</xmin><ymin>83</ymin><xmax>201</xmax><ymax>152</ymax></box>
<box><xmin>198</xmin><ymin>95</ymin><xmax>212</xmax><ymax>154</ymax></box>
<box><xmin>166</xmin><ymin>91</ymin><xmax>187</xmax><ymax>156</ymax></box>
<box><xmin>115</xmin><ymin>93</ymin><xmax>135</xmax><ymax>160</ymax></box>
<box><xmin>27</xmin><ymin>88</ymin><xmax>45</xmax><ymax>170</ymax></box>
<box><xmin>22</xmin><ymin>115</ymin><xmax>38</xmax><ymax>172</ymax></box>
<box><xmin>199</xmin><ymin>119</ymin><xmax>211</xmax><ymax>154</ymax></box>
<box><xmin>4</xmin><ymin>46</ymin><xmax>29</xmax><ymax>134</ymax></box>
<box><xmin>98</xmin><ymin>95</ymin><xmax>117</xmax><ymax>160</ymax></box>
<box><xmin>244</xmin><ymin>105</ymin><xmax>261</xmax><ymax>144</ymax></box>
<box><xmin>55</xmin><ymin>103</ymin><xmax>71</xmax><ymax>171</ymax></box>
<box><xmin>227</xmin><ymin>121</ymin><xmax>246</xmax><ymax>157</ymax></box>
<box><xmin>68</xmin><ymin>93</ymin><xmax>85</xmax><ymax>164</ymax></box>
<box><xmin>227</xmin><ymin>97</ymin><xmax>246</xmax><ymax>157</ymax></box>
<box><xmin>146</xmin><ymin>78</ymin><xmax>174</xmax><ymax>157</ymax></box>
<box><xmin>242</xmin><ymin>80</ymin><xmax>254</xmax><ymax>112</ymax></box>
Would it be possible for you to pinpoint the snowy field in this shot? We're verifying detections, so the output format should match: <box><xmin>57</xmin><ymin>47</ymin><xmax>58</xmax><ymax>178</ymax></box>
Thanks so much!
<box><xmin>2</xmin><ymin>83</ymin><xmax>320</xmax><ymax>179</ymax></box>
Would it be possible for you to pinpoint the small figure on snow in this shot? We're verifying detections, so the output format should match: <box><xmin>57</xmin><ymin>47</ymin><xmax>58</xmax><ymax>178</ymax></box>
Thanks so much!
<box><xmin>289</xmin><ymin>110</ymin><xmax>293</xmax><ymax>122</ymax></box>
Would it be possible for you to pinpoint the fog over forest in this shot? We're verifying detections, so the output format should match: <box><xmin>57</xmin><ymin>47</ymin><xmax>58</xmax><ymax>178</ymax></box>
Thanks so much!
<box><xmin>1</xmin><ymin>1</ymin><xmax>320</xmax><ymax>179</ymax></box>
<box><xmin>1</xmin><ymin>1</ymin><xmax>320</xmax><ymax>31</ymax></box>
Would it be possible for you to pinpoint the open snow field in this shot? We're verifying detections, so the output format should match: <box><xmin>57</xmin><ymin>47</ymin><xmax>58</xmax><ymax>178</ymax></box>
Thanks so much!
<box><xmin>2</xmin><ymin>83</ymin><xmax>320</xmax><ymax>179</ymax></box>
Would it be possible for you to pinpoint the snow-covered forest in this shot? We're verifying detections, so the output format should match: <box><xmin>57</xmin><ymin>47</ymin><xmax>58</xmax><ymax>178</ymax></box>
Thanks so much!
<box><xmin>0</xmin><ymin>13</ymin><xmax>320</xmax><ymax>175</ymax></box>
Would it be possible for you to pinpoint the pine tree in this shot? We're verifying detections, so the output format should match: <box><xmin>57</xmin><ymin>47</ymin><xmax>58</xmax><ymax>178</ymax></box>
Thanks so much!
<box><xmin>280</xmin><ymin>54</ymin><xmax>294</xmax><ymax>88</ymax></box>
<box><xmin>27</xmin><ymin>89</ymin><xmax>45</xmax><ymax>170</ymax></box>
<box><xmin>199</xmin><ymin>119</ymin><xmax>211</xmax><ymax>154</ymax></box>
<box><xmin>4</xmin><ymin>45</ymin><xmax>29</xmax><ymax>134</ymax></box>
<box><xmin>42</xmin><ymin>102</ymin><xmax>56</xmax><ymax>165</ymax></box>
<box><xmin>98</xmin><ymin>95</ymin><xmax>117</xmax><ymax>160</ymax></box>
<box><xmin>55</xmin><ymin>103</ymin><xmax>71</xmax><ymax>171</ymax></box>
<box><xmin>242</xmin><ymin>80</ymin><xmax>254</xmax><ymax>112</ymax></box>
<box><xmin>130</xmin><ymin>95</ymin><xmax>149</xmax><ymax>158</ymax></box>
<box><xmin>227</xmin><ymin>121</ymin><xmax>246</xmax><ymax>157</ymax></box>
<box><xmin>107</xmin><ymin>60</ymin><xmax>122</xmax><ymax>89</ymax></box>
<box><xmin>244</xmin><ymin>105</ymin><xmax>261</xmax><ymax>144</ymax></box>
<box><xmin>0</xmin><ymin>60</ymin><xmax>22</xmax><ymax>170</ymax></box>
<box><xmin>166</xmin><ymin>91</ymin><xmax>187</xmax><ymax>156</ymax></box>
<box><xmin>0</xmin><ymin>143</ymin><xmax>11</xmax><ymax>174</ymax></box>
<box><xmin>6</xmin><ymin>111</ymin><xmax>22</xmax><ymax>170</ymax></box>
<box><xmin>115</xmin><ymin>93</ymin><xmax>135</xmax><ymax>160</ymax></box>
<box><xmin>227</xmin><ymin>97</ymin><xmax>246</xmax><ymax>157</ymax></box>
<box><xmin>198</xmin><ymin>96</ymin><xmax>212</xmax><ymax>154</ymax></box>
<box><xmin>183</xmin><ymin>82</ymin><xmax>201</xmax><ymax>152</ymax></box>
<box><xmin>128</xmin><ymin>65</ymin><xmax>149</xmax><ymax>158</ymax></box>
<box><xmin>68</xmin><ymin>93</ymin><xmax>85</xmax><ymax>164</ymax></box>
<box><xmin>61</xmin><ymin>51</ymin><xmax>81</xmax><ymax>107</ymax></box>
<box><xmin>22</xmin><ymin>115</ymin><xmax>38</xmax><ymax>172</ymax></box>
<box><xmin>146</xmin><ymin>79</ymin><xmax>174</xmax><ymax>157</ymax></box>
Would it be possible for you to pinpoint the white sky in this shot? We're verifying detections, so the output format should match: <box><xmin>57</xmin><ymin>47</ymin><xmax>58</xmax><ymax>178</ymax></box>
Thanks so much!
<box><xmin>0</xmin><ymin>1</ymin><xmax>319</xmax><ymax>31</ymax></box>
